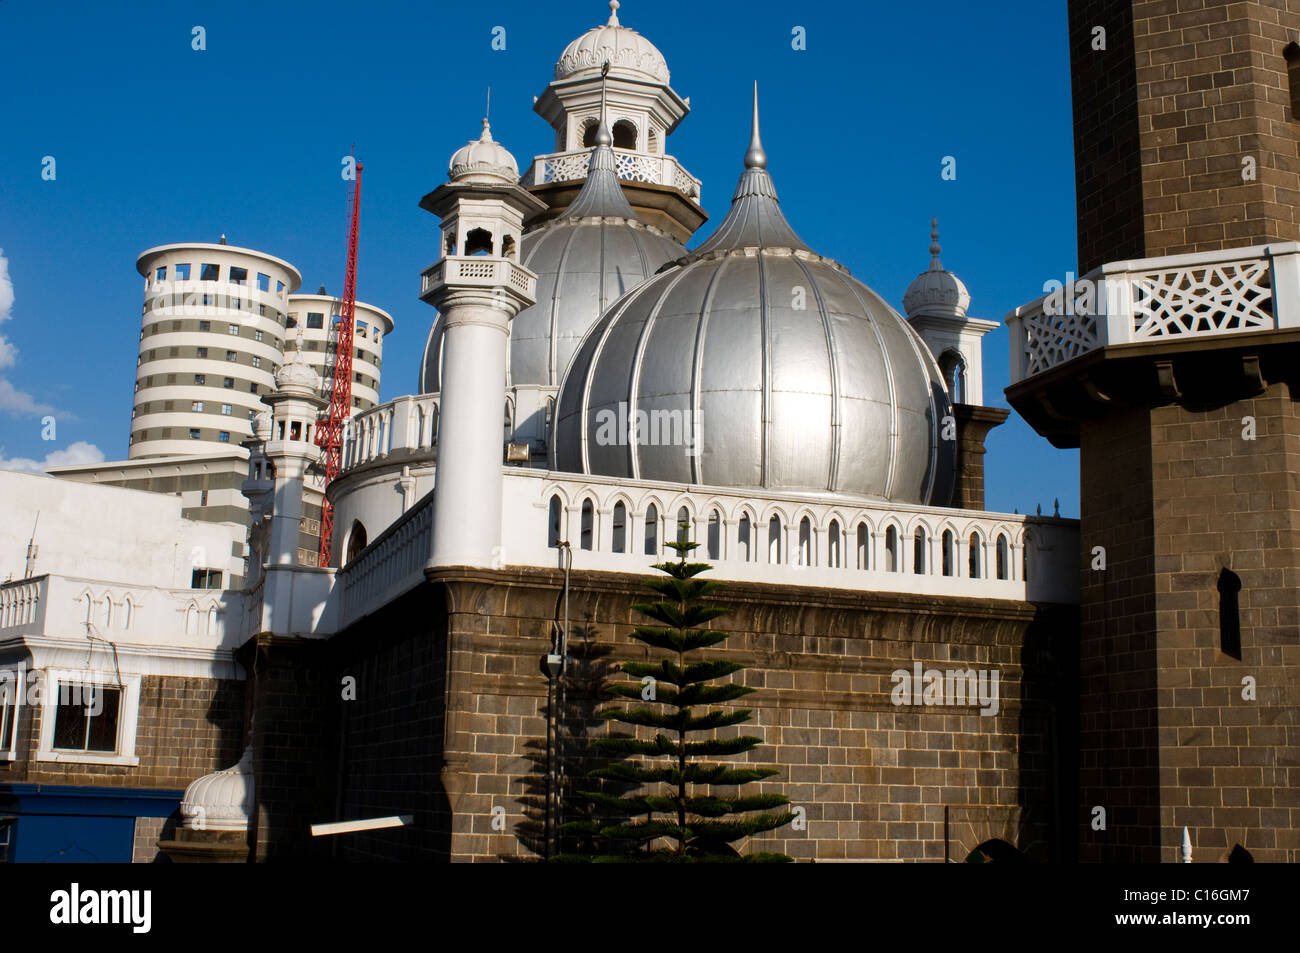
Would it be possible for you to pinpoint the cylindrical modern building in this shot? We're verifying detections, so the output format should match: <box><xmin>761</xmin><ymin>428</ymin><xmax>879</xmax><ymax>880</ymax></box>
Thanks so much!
<box><xmin>285</xmin><ymin>293</ymin><xmax>394</xmax><ymax>412</ymax></box>
<box><xmin>131</xmin><ymin>242</ymin><xmax>303</xmax><ymax>459</ymax></box>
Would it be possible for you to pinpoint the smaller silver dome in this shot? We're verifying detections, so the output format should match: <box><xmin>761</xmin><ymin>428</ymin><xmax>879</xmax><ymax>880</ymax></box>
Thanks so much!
<box><xmin>903</xmin><ymin>219</ymin><xmax>970</xmax><ymax>319</ymax></box>
<box><xmin>448</xmin><ymin>119</ymin><xmax>519</xmax><ymax>184</ymax></box>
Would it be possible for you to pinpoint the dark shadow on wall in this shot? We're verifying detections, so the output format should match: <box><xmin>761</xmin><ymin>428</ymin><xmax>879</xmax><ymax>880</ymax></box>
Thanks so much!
<box><xmin>1017</xmin><ymin>603</ymin><xmax>1080</xmax><ymax>863</ymax></box>
<box><xmin>510</xmin><ymin>622</ymin><xmax>617</xmax><ymax>862</ymax></box>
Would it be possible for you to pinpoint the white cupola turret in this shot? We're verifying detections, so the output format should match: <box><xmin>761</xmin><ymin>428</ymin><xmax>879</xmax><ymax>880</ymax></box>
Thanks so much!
<box><xmin>526</xmin><ymin>2</ymin><xmax>704</xmax><ymax>241</ymax></box>
<box><xmin>419</xmin><ymin>120</ymin><xmax>547</xmax><ymax>569</ymax></box>
<box><xmin>903</xmin><ymin>219</ymin><xmax>999</xmax><ymax>406</ymax></box>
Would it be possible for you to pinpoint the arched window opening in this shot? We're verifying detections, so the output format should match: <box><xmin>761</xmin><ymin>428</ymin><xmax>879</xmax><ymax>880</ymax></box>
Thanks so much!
<box><xmin>969</xmin><ymin>533</ymin><xmax>982</xmax><ymax>579</ymax></box>
<box><xmin>768</xmin><ymin>516</ymin><xmax>782</xmax><ymax>564</ymax></box>
<box><xmin>1218</xmin><ymin>567</ymin><xmax>1242</xmax><ymax>659</ymax></box>
<box><xmin>942</xmin><ymin>530</ymin><xmax>954</xmax><ymax>577</ymax></box>
<box><xmin>1286</xmin><ymin>42</ymin><xmax>1300</xmax><ymax>120</ymax></box>
<box><xmin>828</xmin><ymin>519</ymin><xmax>841</xmax><ymax>568</ymax></box>
<box><xmin>885</xmin><ymin>526</ymin><xmax>898</xmax><ymax>572</ymax></box>
<box><xmin>580</xmin><ymin>499</ymin><xmax>594</xmax><ymax>551</ymax></box>
<box><xmin>644</xmin><ymin>503</ymin><xmax>659</xmax><ymax>556</ymax></box>
<box><xmin>1023</xmin><ymin>534</ymin><xmax>1031</xmax><ymax>583</ymax></box>
<box><xmin>612</xmin><ymin>502</ymin><xmax>627</xmax><ymax>554</ymax></box>
<box><xmin>101</xmin><ymin>596</ymin><xmax>112</xmax><ymax>628</ymax></box>
<box><xmin>206</xmin><ymin>606</ymin><xmax>218</xmax><ymax>636</ymax></box>
<box><xmin>612</xmin><ymin>120</ymin><xmax>637</xmax><ymax>149</ymax></box>
<box><xmin>913</xmin><ymin>529</ymin><xmax>926</xmax><ymax>575</ymax></box>
<box><xmin>346</xmin><ymin>521</ymin><xmax>368</xmax><ymax>565</ymax></box>
<box><xmin>996</xmin><ymin>534</ymin><xmax>1009</xmax><ymax>580</ymax></box>
<box><xmin>502</xmin><ymin>235</ymin><xmax>517</xmax><ymax>260</ymax></box>
<box><xmin>707</xmin><ymin>510</ymin><xmax>721</xmax><ymax>560</ymax></box>
<box><xmin>1227</xmin><ymin>844</ymin><xmax>1254</xmax><ymax>863</ymax></box>
<box><xmin>856</xmin><ymin>523</ymin><xmax>868</xmax><ymax>570</ymax></box>
<box><xmin>122</xmin><ymin>597</ymin><xmax>133</xmax><ymax>629</ymax></box>
<box><xmin>648</xmin><ymin>128</ymin><xmax>659</xmax><ymax>154</ymax></box>
<box><xmin>185</xmin><ymin>605</ymin><xmax>198</xmax><ymax>637</ymax></box>
<box><xmin>464</xmin><ymin>227</ymin><xmax>493</xmax><ymax>257</ymax></box>
<box><xmin>83</xmin><ymin>595</ymin><xmax>93</xmax><ymax>625</ymax></box>
<box><xmin>504</xmin><ymin>399</ymin><xmax>514</xmax><ymax>442</ymax></box>
<box><xmin>676</xmin><ymin>507</ymin><xmax>690</xmax><ymax>545</ymax></box>
<box><xmin>547</xmin><ymin>495</ymin><xmax>562</xmax><ymax>548</ymax></box>
<box><xmin>581</xmin><ymin>119</ymin><xmax>599</xmax><ymax>148</ymax></box>
<box><xmin>738</xmin><ymin>514</ymin><xmax>752</xmax><ymax>562</ymax></box>
<box><xmin>940</xmin><ymin>349</ymin><xmax>967</xmax><ymax>404</ymax></box>
<box><xmin>798</xmin><ymin>517</ymin><xmax>812</xmax><ymax>567</ymax></box>
<box><xmin>444</xmin><ymin>232</ymin><xmax>456</xmax><ymax>256</ymax></box>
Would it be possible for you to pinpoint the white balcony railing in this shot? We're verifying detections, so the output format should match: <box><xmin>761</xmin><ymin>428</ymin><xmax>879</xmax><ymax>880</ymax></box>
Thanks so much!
<box><xmin>1006</xmin><ymin>242</ymin><xmax>1300</xmax><ymax>385</ymax></box>
<box><xmin>520</xmin><ymin>148</ymin><xmax>701</xmax><ymax>201</ymax></box>
<box><xmin>337</xmin><ymin>489</ymin><xmax>436</xmax><ymax>628</ymax></box>
<box><xmin>341</xmin><ymin>393</ymin><xmax>440</xmax><ymax>472</ymax></box>
<box><xmin>420</xmin><ymin>256</ymin><xmax>536</xmax><ymax>300</ymax></box>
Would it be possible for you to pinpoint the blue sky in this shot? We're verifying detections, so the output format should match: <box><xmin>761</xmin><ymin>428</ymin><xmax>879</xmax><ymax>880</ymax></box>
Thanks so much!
<box><xmin>0</xmin><ymin>0</ymin><xmax>1079</xmax><ymax>516</ymax></box>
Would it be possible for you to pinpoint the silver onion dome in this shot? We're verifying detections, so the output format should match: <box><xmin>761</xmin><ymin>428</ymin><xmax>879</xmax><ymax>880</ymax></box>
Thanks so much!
<box><xmin>420</xmin><ymin>118</ymin><xmax>684</xmax><ymax>392</ymax></box>
<box><xmin>553</xmin><ymin>87</ymin><xmax>955</xmax><ymax>505</ymax></box>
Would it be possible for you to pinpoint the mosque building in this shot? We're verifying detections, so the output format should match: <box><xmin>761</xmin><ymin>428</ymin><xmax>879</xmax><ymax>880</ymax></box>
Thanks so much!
<box><xmin>1</xmin><ymin>0</ymin><xmax>1295</xmax><ymax>864</ymax></box>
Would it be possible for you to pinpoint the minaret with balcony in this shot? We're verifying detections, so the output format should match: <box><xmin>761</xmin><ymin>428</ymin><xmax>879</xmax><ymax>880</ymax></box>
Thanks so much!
<box><xmin>1006</xmin><ymin>0</ymin><xmax>1300</xmax><ymax>863</ymax></box>
<box><xmin>420</xmin><ymin>120</ymin><xmax>544</xmax><ymax>568</ymax></box>
<box><xmin>903</xmin><ymin>219</ymin><xmax>1005</xmax><ymax>510</ymax></box>
<box><xmin>523</xmin><ymin>1</ymin><xmax>705</xmax><ymax>242</ymax></box>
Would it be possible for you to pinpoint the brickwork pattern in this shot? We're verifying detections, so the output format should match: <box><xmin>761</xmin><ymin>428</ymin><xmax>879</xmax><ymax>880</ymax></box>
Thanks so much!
<box><xmin>1071</xmin><ymin>0</ymin><xmax>1300</xmax><ymax>270</ymax></box>
<box><xmin>312</xmin><ymin>571</ymin><xmax>1076</xmax><ymax>862</ymax></box>
<box><xmin>0</xmin><ymin>675</ymin><xmax>243</xmax><ymax>790</ymax></box>
<box><xmin>1077</xmin><ymin>382</ymin><xmax>1300</xmax><ymax>862</ymax></box>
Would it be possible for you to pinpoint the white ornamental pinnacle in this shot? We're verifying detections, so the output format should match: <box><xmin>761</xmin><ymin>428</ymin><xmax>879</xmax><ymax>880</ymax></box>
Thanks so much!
<box><xmin>274</xmin><ymin>324</ymin><xmax>321</xmax><ymax>395</ymax></box>
<box><xmin>903</xmin><ymin>217</ymin><xmax>971</xmax><ymax>319</ymax></box>
<box><xmin>448</xmin><ymin>118</ymin><xmax>519</xmax><ymax>184</ymax></box>
<box><xmin>555</xmin><ymin>1</ymin><xmax>671</xmax><ymax>85</ymax></box>
<box><xmin>180</xmin><ymin>746</ymin><xmax>254</xmax><ymax>832</ymax></box>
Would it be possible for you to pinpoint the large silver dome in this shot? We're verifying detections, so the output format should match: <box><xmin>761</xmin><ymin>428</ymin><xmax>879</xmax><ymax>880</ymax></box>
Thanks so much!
<box><xmin>420</xmin><ymin>130</ymin><xmax>684</xmax><ymax>392</ymax></box>
<box><xmin>553</xmin><ymin>95</ymin><xmax>955</xmax><ymax>505</ymax></box>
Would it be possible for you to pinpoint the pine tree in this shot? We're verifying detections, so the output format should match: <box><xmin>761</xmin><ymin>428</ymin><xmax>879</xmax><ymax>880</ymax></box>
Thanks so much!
<box><xmin>559</xmin><ymin>524</ymin><xmax>794</xmax><ymax>862</ymax></box>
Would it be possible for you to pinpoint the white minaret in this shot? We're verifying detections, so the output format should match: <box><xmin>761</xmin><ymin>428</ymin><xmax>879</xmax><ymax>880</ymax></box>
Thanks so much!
<box><xmin>256</xmin><ymin>331</ymin><xmax>326</xmax><ymax>567</ymax></box>
<box><xmin>903</xmin><ymin>219</ymin><xmax>999</xmax><ymax>406</ymax></box>
<box><xmin>420</xmin><ymin>120</ymin><xmax>545</xmax><ymax>568</ymax></box>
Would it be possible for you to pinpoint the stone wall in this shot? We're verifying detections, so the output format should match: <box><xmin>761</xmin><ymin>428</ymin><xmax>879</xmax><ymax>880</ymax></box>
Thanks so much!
<box><xmin>295</xmin><ymin>568</ymin><xmax>1077</xmax><ymax>862</ymax></box>
<box><xmin>1070</xmin><ymin>0</ymin><xmax>1300</xmax><ymax>271</ymax></box>
<box><xmin>1076</xmin><ymin>378</ymin><xmax>1300</xmax><ymax>862</ymax></box>
<box><xmin>0</xmin><ymin>675</ymin><xmax>243</xmax><ymax>790</ymax></box>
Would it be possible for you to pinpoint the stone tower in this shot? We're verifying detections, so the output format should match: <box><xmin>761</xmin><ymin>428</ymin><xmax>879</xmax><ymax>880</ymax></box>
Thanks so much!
<box><xmin>1007</xmin><ymin>0</ymin><xmax>1300</xmax><ymax>862</ymax></box>
<box><xmin>420</xmin><ymin>120</ymin><xmax>544</xmax><ymax>568</ymax></box>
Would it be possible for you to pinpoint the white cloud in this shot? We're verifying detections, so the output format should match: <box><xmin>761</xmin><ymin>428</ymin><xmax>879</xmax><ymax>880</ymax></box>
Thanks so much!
<box><xmin>0</xmin><ymin>247</ymin><xmax>63</xmax><ymax>418</ymax></box>
<box><xmin>0</xmin><ymin>440</ymin><xmax>106</xmax><ymax>475</ymax></box>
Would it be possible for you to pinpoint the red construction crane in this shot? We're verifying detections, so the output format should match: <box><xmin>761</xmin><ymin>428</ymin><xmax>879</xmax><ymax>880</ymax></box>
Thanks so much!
<box><xmin>317</xmin><ymin>157</ymin><xmax>362</xmax><ymax>567</ymax></box>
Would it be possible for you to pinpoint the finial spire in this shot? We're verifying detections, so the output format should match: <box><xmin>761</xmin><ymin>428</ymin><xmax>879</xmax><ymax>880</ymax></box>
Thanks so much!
<box><xmin>595</xmin><ymin>61</ymin><xmax>612</xmax><ymax>146</ymax></box>
<box><xmin>745</xmin><ymin>81</ymin><xmax>766</xmax><ymax>170</ymax></box>
<box><xmin>485</xmin><ymin>86</ymin><xmax>491</xmax><ymax>123</ymax></box>
<box><xmin>607</xmin><ymin>0</ymin><xmax>620</xmax><ymax>26</ymax></box>
<box><xmin>479</xmin><ymin>116</ymin><xmax>493</xmax><ymax>142</ymax></box>
<box><xmin>928</xmin><ymin>217</ymin><xmax>944</xmax><ymax>271</ymax></box>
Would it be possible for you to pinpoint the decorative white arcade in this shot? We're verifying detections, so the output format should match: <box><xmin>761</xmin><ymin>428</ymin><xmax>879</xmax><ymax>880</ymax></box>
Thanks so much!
<box><xmin>341</xmin><ymin>394</ymin><xmax>440</xmax><ymax>470</ymax></box>
<box><xmin>334</xmin><ymin>468</ymin><xmax>1078</xmax><ymax>628</ymax></box>
<box><xmin>1007</xmin><ymin>242</ymin><xmax>1300</xmax><ymax>383</ymax></box>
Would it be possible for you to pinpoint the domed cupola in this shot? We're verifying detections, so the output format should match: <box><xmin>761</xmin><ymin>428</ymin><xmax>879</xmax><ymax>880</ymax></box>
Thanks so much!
<box><xmin>447</xmin><ymin>118</ymin><xmax>519</xmax><ymax>185</ymax></box>
<box><xmin>553</xmin><ymin>87</ymin><xmax>956</xmax><ymax>505</ymax></box>
<box><xmin>556</xmin><ymin>1</ymin><xmax>670</xmax><ymax>85</ymax></box>
<box><xmin>421</xmin><ymin>114</ymin><xmax>685</xmax><ymax>392</ymax></box>
<box><xmin>180</xmin><ymin>746</ymin><xmax>254</xmax><ymax>832</ymax></box>
<box><xmin>903</xmin><ymin>219</ymin><xmax>971</xmax><ymax>318</ymax></box>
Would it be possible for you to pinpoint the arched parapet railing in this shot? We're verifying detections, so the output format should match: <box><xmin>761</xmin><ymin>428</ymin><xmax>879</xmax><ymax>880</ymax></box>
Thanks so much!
<box><xmin>339</xmin><ymin>394</ymin><xmax>442</xmax><ymax>474</ymax></box>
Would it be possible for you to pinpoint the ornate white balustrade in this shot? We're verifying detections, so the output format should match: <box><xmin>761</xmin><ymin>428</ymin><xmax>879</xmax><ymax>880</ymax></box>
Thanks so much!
<box><xmin>520</xmin><ymin>148</ymin><xmax>701</xmax><ymax>201</ymax></box>
<box><xmin>337</xmin><ymin>489</ymin><xmax>435</xmax><ymax>628</ymax></box>
<box><xmin>500</xmin><ymin>470</ymin><xmax>1079</xmax><ymax>604</ymax></box>
<box><xmin>419</xmin><ymin>257</ymin><xmax>536</xmax><ymax>300</ymax></box>
<box><xmin>1006</xmin><ymin>242</ymin><xmax>1300</xmax><ymax>384</ymax></box>
<box><xmin>0</xmin><ymin>576</ymin><xmax>45</xmax><ymax>633</ymax></box>
<box><xmin>341</xmin><ymin>394</ymin><xmax>440</xmax><ymax>471</ymax></box>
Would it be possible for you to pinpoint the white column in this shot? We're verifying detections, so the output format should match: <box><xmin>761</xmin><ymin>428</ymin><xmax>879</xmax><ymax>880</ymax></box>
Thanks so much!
<box><xmin>429</xmin><ymin>296</ymin><xmax>511</xmax><ymax>568</ymax></box>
